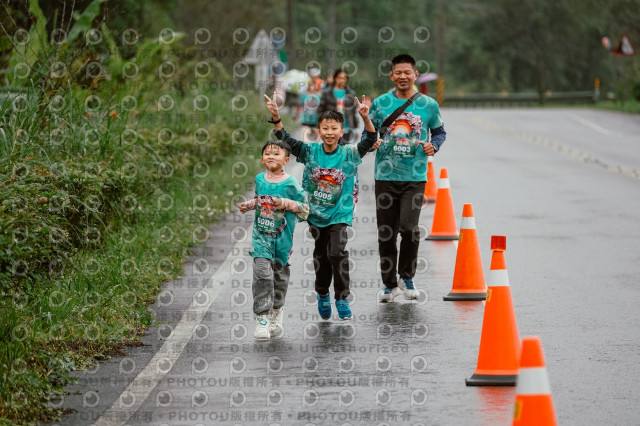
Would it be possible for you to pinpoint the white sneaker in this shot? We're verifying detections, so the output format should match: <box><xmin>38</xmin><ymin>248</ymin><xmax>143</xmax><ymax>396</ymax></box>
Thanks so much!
<box><xmin>269</xmin><ymin>307</ymin><xmax>284</xmax><ymax>338</ymax></box>
<box><xmin>254</xmin><ymin>314</ymin><xmax>270</xmax><ymax>340</ymax></box>
<box><xmin>402</xmin><ymin>278</ymin><xmax>420</xmax><ymax>300</ymax></box>
<box><xmin>378</xmin><ymin>286</ymin><xmax>403</xmax><ymax>303</ymax></box>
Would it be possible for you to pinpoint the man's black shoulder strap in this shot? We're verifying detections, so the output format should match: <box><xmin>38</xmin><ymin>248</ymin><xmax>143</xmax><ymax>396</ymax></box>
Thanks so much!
<box><xmin>378</xmin><ymin>92</ymin><xmax>421</xmax><ymax>137</ymax></box>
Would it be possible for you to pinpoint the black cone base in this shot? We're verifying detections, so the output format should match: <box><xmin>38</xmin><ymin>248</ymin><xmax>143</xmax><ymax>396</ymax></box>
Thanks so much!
<box><xmin>426</xmin><ymin>234</ymin><xmax>459</xmax><ymax>241</ymax></box>
<box><xmin>443</xmin><ymin>292</ymin><xmax>486</xmax><ymax>301</ymax></box>
<box><xmin>465</xmin><ymin>373</ymin><xmax>517</xmax><ymax>386</ymax></box>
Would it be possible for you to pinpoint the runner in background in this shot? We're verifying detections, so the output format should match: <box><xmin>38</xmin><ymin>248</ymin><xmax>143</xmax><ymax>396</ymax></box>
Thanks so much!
<box><xmin>299</xmin><ymin>68</ymin><xmax>324</xmax><ymax>142</ymax></box>
<box><xmin>318</xmin><ymin>69</ymin><xmax>359</xmax><ymax>144</ymax></box>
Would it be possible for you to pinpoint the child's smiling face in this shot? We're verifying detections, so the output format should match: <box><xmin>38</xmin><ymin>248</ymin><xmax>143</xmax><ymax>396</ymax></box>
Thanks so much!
<box><xmin>261</xmin><ymin>144</ymin><xmax>290</xmax><ymax>173</ymax></box>
<box><xmin>318</xmin><ymin>118</ymin><xmax>344</xmax><ymax>150</ymax></box>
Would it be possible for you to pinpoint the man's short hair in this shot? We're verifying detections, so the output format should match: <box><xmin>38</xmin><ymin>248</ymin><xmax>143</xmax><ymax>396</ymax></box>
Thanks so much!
<box><xmin>318</xmin><ymin>111</ymin><xmax>344</xmax><ymax>127</ymax></box>
<box><xmin>261</xmin><ymin>139</ymin><xmax>291</xmax><ymax>157</ymax></box>
<box><xmin>391</xmin><ymin>54</ymin><xmax>416</xmax><ymax>69</ymax></box>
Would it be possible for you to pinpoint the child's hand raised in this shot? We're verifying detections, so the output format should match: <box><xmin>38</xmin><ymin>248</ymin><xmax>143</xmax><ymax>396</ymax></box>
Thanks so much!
<box><xmin>264</xmin><ymin>90</ymin><xmax>280</xmax><ymax>119</ymax></box>
<box><xmin>238</xmin><ymin>201</ymin><xmax>250</xmax><ymax>214</ymax></box>
<box><xmin>355</xmin><ymin>95</ymin><xmax>370</xmax><ymax>119</ymax></box>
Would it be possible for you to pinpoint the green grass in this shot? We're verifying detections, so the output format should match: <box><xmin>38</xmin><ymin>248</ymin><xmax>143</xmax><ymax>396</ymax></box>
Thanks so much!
<box><xmin>1</xmin><ymin>144</ymin><xmax>263</xmax><ymax>423</ymax></box>
<box><xmin>0</xmin><ymin>94</ymin><xmax>267</xmax><ymax>423</ymax></box>
<box><xmin>593</xmin><ymin>99</ymin><xmax>640</xmax><ymax>114</ymax></box>
<box><xmin>0</xmin><ymin>3</ymin><xmax>280</xmax><ymax>422</ymax></box>
<box><xmin>0</xmin><ymin>66</ymin><xmax>270</xmax><ymax>424</ymax></box>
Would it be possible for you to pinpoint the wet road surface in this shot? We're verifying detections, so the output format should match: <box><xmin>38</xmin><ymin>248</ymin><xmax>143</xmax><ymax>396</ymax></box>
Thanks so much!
<box><xmin>60</xmin><ymin>108</ymin><xmax>640</xmax><ymax>425</ymax></box>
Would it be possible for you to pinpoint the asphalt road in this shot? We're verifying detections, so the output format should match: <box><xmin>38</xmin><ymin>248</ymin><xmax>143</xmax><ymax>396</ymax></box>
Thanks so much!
<box><xmin>59</xmin><ymin>108</ymin><xmax>640</xmax><ymax>425</ymax></box>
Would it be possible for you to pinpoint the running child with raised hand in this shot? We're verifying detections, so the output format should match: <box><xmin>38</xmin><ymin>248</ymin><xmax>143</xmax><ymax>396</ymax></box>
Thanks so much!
<box><xmin>238</xmin><ymin>140</ymin><xmax>309</xmax><ymax>340</ymax></box>
<box><xmin>264</xmin><ymin>90</ymin><xmax>380</xmax><ymax>320</ymax></box>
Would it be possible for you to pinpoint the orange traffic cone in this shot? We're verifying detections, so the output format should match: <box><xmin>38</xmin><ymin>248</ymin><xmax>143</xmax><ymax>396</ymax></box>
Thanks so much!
<box><xmin>422</xmin><ymin>156</ymin><xmax>437</xmax><ymax>206</ymax></box>
<box><xmin>513</xmin><ymin>337</ymin><xmax>557</xmax><ymax>425</ymax></box>
<box><xmin>443</xmin><ymin>204</ymin><xmax>486</xmax><ymax>301</ymax></box>
<box><xmin>426</xmin><ymin>168</ymin><xmax>458</xmax><ymax>240</ymax></box>
<box><xmin>466</xmin><ymin>235</ymin><xmax>520</xmax><ymax>386</ymax></box>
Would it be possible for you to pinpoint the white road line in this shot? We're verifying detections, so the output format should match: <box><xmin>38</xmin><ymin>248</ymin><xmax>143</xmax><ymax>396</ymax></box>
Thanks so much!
<box><xmin>568</xmin><ymin>113</ymin><xmax>620</xmax><ymax>137</ymax></box>
<box><xmin>472</xmin><ymin>115</ymin><xmax>640</xmax><ymax>180</ymax></box>
<box><xmin>92</xmin><ymin>235</ymin><xmax>251</xmax><ymax>426</ymax></box>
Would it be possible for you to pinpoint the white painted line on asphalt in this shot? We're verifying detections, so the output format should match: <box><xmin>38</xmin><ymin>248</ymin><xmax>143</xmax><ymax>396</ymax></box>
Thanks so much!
<box><xmin>472</xmin><ymin>116</ymin><xmax>640</xmax><ymax>180</ymax></box>
<box><xmin>92</xmin><ymin>235</ymin><xmax>251</xmax><ymax>426</ymax></box>
<box><xmin>567</xmin><ymin>113</ymin><xmax>620</xmax><ymax>137</ymax></box>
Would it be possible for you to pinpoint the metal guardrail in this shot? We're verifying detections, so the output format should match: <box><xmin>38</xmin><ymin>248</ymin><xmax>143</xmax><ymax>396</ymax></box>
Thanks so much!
<box><xmin>442</xmin><ymin>90</ymin><xmax>598</xmax><ymax>107</ymax></box>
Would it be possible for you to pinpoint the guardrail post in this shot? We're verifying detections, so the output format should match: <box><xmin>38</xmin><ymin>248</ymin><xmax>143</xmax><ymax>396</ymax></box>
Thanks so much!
<box><xmin>437</xmin><ymin>77</ymin><xmax>444</xmax><ymax>106</ymax></box>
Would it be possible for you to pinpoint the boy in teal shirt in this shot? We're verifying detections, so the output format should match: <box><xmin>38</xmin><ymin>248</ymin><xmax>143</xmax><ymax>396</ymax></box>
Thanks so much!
<box><xmin>264</xmin><ymin>91</ymin><xmax>379</xmax><ymax>320</ymax></box>
<box><xmin>238</xmin><ymin>140</ymin><xmax>309</xmax><ymax>339</ymax></box>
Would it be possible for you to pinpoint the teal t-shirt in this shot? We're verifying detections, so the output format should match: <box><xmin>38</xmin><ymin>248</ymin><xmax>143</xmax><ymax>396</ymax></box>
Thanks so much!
<box><xmin>250</xmin><ymin>173</ymin><xmax>307</xmax><ymax>265</ymax></box>
<box><xmin>301</xmin><ymin>92</ymin><xmax>321</xmax><ymax>126</ymax></box>
<box><xmin>370</xmin><ymin>92</ymin><xmax>443</xmax><ymax>181</ymax></box>
<box><xmin>296</xmin><ymin>143</ymin><xmax>361</xmax><ymax>227</ymax></box>
<box><xmin>333</xmin><ymin>88</ymin><xmax>349</xmax><ymax>132</ymax></box>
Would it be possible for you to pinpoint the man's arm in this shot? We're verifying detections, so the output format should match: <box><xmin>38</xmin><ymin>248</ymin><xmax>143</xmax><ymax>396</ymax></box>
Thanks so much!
<box><xmin>428</xmin><ymin>101</ymin><xmax>446</xmax><ymax>153</ymax></box>
<box><xmin>430</xmin><ymin>124</ymin><xmax>446</xmax><ymax>153</ymax></box>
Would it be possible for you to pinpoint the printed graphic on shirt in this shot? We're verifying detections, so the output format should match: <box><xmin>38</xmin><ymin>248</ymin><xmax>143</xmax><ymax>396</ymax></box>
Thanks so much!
<box><xmin>386</xmin><ymin>112</ymin><xmax>423</xmax><ymax>158</ymax></box>
<box><xmin>336</xmin><ymin>97</ymin><xmax>345</xmax><ymax>113</ymax></box>
<box><xmin>309</xmin><ymin>167</ymin><xmax>345</xmax><ymax>206</ymax></box>
<box><xmin>255</xmin><ymin>195</ymin><xmax>286</xmax><ymax>236</ymax></box>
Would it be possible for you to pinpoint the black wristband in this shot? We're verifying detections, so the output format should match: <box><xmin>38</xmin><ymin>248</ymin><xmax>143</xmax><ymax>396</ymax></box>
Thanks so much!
<box><xmin>268</xmin><ymin>118</ymin><xmax>281</xmax><ymax>124</ymax></box>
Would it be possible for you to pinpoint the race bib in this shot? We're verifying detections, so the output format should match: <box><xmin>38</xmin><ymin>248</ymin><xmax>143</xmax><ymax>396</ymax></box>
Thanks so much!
<box><xmin>388</xmin><ymin>135</ymin><xmax>418</xmax><ymax>158</ymax></box>
<box><xmin>386</xmin><ymin>114</ymin><xmax>422</xmax><ymax>158</ymax></box>
<box><xmin>309</xmin><ymin>168</ymin><xmax>345</xmax><ymax>206</ymax></box>
<box><xmin>255</xmin><ymin>195</ymin><xmax>286</xmax><ymax>236</ymax></box>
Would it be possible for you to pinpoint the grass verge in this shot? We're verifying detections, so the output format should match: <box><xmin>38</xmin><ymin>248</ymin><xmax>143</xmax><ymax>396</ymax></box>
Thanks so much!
<box><xmin>1</xmin><ymin>84</ymin><xmax>272</xmax><ymax>423</ymax></box>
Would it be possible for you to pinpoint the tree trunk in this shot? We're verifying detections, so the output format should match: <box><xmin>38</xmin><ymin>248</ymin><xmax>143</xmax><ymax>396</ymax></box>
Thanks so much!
<box><xmin>286</xmin><ymin>0</ymin><xmax>295</xmax><ymax>69</ymax></box>
<box><xmin>327</xmin><ymin>0</ymin><xmax>336</xmax><ymax>73</ymax></box>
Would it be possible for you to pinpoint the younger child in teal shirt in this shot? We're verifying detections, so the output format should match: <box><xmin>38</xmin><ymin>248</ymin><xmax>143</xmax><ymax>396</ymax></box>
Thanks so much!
<box><xmin>238</xmin><ymin>140</ymin><xmax>309</xmax><ymax>340</ymax></box>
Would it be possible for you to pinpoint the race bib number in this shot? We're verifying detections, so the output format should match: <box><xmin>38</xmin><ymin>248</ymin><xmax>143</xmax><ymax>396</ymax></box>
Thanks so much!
<box><xmin>388</xmin><ymin>135</ymin><xmax>418</xmax><ymax>158</ymax></box>
<box><xmin>309</xmin><ymin>168</ymin><xmax>345</xmax><ymax>206</ymax></box>
<box><xmin>255</xmin><ymin>195</ymin><xmax>285</xmax><ymax>236</ymax></box>
<box><xmin>310</xmin><ymin>177</ymin><xmax>342</xmax><ymax>206</ymax></box>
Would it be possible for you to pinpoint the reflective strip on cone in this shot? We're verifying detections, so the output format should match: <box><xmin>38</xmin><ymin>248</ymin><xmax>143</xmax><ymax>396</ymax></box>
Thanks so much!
<box><xmin>439</xmin><ymin>178</ymin><xmax>450</xmax><ymax>189</ymax></box>
<box><xmin>487</xmin><ymin>269</ymin><xmax>510</xmax><ymax>287</ymax></box>
<box><xmin>461</xmin><ymin>217</ymin><xmax>476</xmax><ymax>229</ymax></box>
<box><xmin>516</xmin><ymin>368</ymin><xmax>551</xmax><ymax>395</ymax></box>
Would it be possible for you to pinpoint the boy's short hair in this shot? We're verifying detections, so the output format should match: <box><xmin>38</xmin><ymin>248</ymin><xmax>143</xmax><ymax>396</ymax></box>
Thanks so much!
<box><xmin>261</xmin><ymin>139</ymin><xmax>291</xmax><ymax>157</ymax></box>
<box><xmin>391</xmin><ymin>54</ymin><xmax>416</xmax><ymax>69</ymax></box>
<box><xmin>318</xmin><ymin>111</ymin><xmax>344</xmax><ymax>127</ymax></box>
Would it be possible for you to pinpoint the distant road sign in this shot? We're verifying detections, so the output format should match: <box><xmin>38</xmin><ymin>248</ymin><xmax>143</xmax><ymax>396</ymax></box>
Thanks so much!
<box><xmin>613</xmin><ymin>34</ymin><xmax>636</xmax><ymax>56</ymax></box>
<box><xmin>244</xmin><ymin>29</ymin><xmax>278</xmax><ymax>64</ymax></box>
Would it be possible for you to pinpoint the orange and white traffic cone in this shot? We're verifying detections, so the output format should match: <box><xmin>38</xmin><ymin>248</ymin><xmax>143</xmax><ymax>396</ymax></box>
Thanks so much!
<box><xmin>422</xmin><ymin>156</ymin><xmax>437</xmax><ymax>206</ymax></box>
<box><xmin>426</xmin><ymin>168</ymin><xmax>458</xmax><ymax>240</ymax></box>
<box><xmin>513</xmin><ymin>336</ymin><xmax>557</xmax><ymax>425</ymax></box>
<box><xmin>466</xmin><ymin>235</ymin><xmax>520</xmax><ymax>386</ymax></box>
<box><xmin>443</xmin><ymin>204</ymin><xmax>486</xmax><ymax>301</ymax></box>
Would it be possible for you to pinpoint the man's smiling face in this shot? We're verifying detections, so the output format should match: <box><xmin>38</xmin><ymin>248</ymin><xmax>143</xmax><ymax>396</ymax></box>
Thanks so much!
<box><xmin>390</xmin><ymin>62</ymin><xmax>418</xmax><ymax>91</ymax></box>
